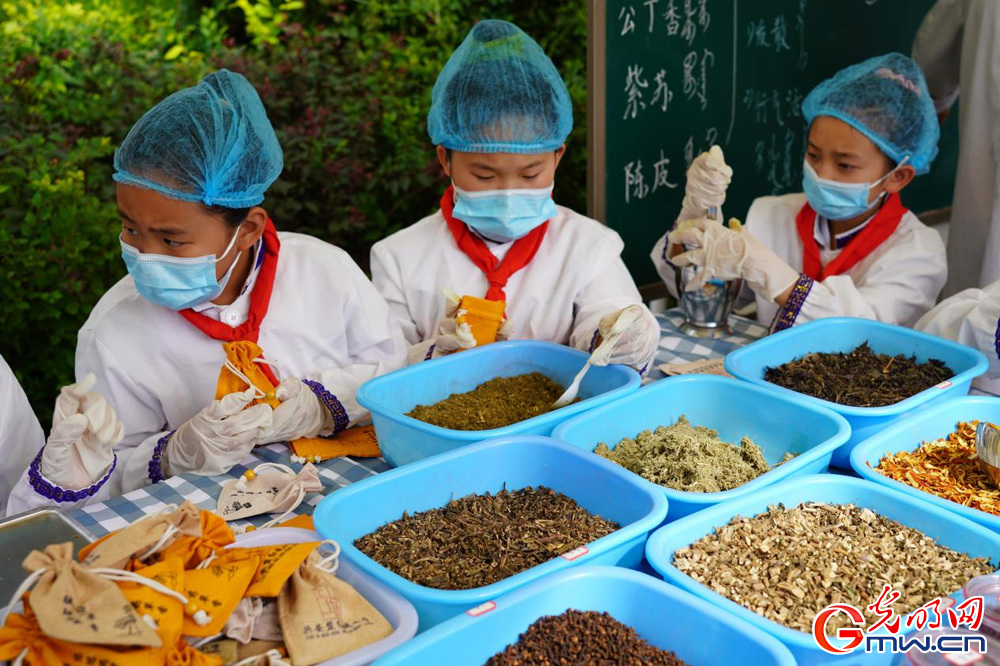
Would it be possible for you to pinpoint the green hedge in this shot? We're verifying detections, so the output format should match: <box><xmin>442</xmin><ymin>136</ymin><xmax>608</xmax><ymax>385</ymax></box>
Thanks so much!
<box><xmin>0</xmin><ymin>0</ymin><xmax>587</xmax><ymax>425</ymax></box>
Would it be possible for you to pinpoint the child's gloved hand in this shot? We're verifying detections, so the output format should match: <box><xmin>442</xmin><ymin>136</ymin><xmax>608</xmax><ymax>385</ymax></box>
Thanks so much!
<box><xmin>594</xmin><ymin>304</ymin><xmax>659</xmax><ymax>371</ymax></box>
<box><xmin>676</xmin><ymin>146</ymin><xmax>734</xmax><ymax>224</ymax></box>
<box><xmin>431</xmin><ymin>290</ymin><xmax>477</xmax><ymax>358</ymax></box>
<box><xmin>165</xmin><ymin>388</ymin><xmax>272</xmax><ymax>477</ymax></box>
<box><xmin>495</xmin><ymin>317</ymin><xmax>514</xmax><ymax>342</ymax></box>
<box><xmin>41</xmin><ymin>374</ymin><xmax>124</xmax><ymax>489</ymax></box>
<box><xmin>256</xmin><ymin>377</ymin><xmax>330</xmax><ymax>444</ymax></box>
<box><xmin>669</xmin><ymin>218</ymin><xmax>800</xmax><ymax>302</ymax></box>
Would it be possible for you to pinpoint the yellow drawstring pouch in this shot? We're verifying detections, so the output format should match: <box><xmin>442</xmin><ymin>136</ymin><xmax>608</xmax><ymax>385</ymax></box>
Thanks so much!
<box><xmin>288</xmin><ymin>425</ymin><xmax>381</xmax><ymax>461</ymax></box>
<box><xmin>211</xmin><ymin>542</ymin><xmax>319</xmax><ymax>598</ymax></box>
<box><xmin>150</xmin><ymin>510</ymin><xmax>235</xmax><ymax>569</ymax></box>
<box><xmin>120</xmin><ymin>558</ymin><xmax>187</xmax><ymax>648</ymax></box>
<box><xmin>216</xmin><ymin>341</ymin><xmax>281</xmax><ymax>409</ymax></box>
<box><xmin>180</xmin><ymin>554</ymin><xmax>260</xmax><ymax>636</ymax></box>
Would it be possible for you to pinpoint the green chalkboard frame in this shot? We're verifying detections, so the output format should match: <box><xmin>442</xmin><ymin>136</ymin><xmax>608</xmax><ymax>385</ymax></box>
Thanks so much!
<box><xmin>587</xmin><ymin>0</ymin><xmax>958</xmax><ymax>289</ymax></box>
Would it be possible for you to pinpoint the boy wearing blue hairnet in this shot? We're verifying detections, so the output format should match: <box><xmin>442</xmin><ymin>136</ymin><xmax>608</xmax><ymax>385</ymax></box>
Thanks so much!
<box><xmin>653</xmin><ymin>53</ymin><xmax>947</xmax><ymax>331</ymax></box>
<box><xmin>9</xmin><ymin>70</ymin><xmax>407</xmax><ymax>507</ymax></box>
<box><xmin>371</xmin><ymin>20</ymin><xmax>660</xmax><ymax>371</ymax></box>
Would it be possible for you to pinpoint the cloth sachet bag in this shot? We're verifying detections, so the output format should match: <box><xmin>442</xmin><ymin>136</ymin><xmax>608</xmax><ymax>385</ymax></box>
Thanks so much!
<box><xmin>0</xmin><ymin>546</ymin><xmax>194</xmax><ymax>666</ymax></box>
<box><xmin>216</xmin><ymin>341</ymin><xmax>282</xmax><ymax>409</ymax></box>
<box><xmin>216</xmin><ymin>463</ymin><xmax>321</xmax><ymax>526</ymax></box>
<box><xmin>208</xmin><ymin>542</ymin><xmax>318</xmax><ymax>598</ymax></box>
<box><xmin>79</xmin><ymin>502</ymin><xmax>202</xmax><ymax>570</ymax></box>
<box><xmin>277</xmin><ymin>542</ymin><xmax>392</xmax><ymax>666</ymax></box>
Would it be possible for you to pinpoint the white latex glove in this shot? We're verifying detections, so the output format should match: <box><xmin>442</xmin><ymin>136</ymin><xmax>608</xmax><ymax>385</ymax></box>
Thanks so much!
<box><xmin>41</xmin><ymin>374</ymin><xmax>124</xmax><ymax>490</ymax></box>
<box><xmin>431</xmin><ymin>290</ymin><xmax>477</xmax><ymax>359</ymax></box>
<box><xmin>676</xmin><ymin>146</ymin><xmax>733</xmax><ymax>224</ymax></box>
<box><xmin>593</xmin><ymin>304</ymin><xmax>659</xmax><ymax>370</ymax></box>
<box><xmin>669</xmin><ymin>219</ymin><xmax>800</xmax><ymax>302</ymax></box>
<box><xmin>164</xmin><ymin>388</ymin><xmax>273</xmax><ymax>477</ymax></box>
<box><xmin>495</xmin><ymin>317</ymin><xmax>514</xmax><ymax>342</ymax></box>
<box><xmin>255</xmin><ymin>377</ymin><xmax>330</xmax><ymax>444</ymax></box>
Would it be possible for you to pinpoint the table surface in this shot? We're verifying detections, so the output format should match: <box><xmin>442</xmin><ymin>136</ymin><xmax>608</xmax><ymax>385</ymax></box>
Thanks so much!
<box><xmin>71</xmin><ymin>308</ymin><xmax>767</xmax><ymax>537</ymax></box>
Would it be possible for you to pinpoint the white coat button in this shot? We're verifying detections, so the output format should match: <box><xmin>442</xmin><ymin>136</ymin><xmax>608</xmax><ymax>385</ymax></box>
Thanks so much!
<box><xmin>225</xmin><ymin>311</ymin><xmax>242</xmax><ymax>325</ymax></box>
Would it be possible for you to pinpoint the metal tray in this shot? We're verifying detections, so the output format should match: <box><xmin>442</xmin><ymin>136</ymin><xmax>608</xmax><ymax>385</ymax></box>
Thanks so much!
<box><xmin>0</xmin><ymin>508</ymin><xmax>96</xmax><ymax>604</ymax></box>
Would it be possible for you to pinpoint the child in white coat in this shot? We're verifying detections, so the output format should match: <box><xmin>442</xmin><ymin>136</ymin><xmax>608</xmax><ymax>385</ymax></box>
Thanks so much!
<box><xmin>653</xmin><ymin>53</ymin><xmax>947</xmax><ymax>332</ymax></box>
<box><xmin>11</xmin><ymin>69</ymin><xmax>408</xmax><ymax>508</ymax></box>
<box><xmin>371</xmin><ymin>20</ymin><xmax>659</xmax><ymax>372</ymax></box>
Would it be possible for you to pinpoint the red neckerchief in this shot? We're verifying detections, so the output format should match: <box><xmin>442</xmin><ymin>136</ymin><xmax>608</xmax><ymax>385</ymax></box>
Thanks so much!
<box><xmin>795</xmin><ymin>192</ymin><xmax>907</xmax><ymax>280</ymax></box>
<box><xmin>180</xmin><ymin>217</ymin><xmax>281</xmax><ymax>384</ymax></box>
<box><xmin>441</xmin><ymin>185</ymin><xmax>550</xmax><ymax>302</ymax></box>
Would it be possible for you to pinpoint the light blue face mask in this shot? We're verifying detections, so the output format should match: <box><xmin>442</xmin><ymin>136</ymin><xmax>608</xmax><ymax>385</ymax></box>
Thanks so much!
<box><xmin>452</xmin><ymin>182</ymin><xmax>557</xmax><ymax>243</ymax></box>
<box><xmin>801</xmin><ymin>159</ymin><xmax>907</xmax><ymax>221</ymax></box>
<box><xmin>120</xmin><ymin>226</ymin><xmax>243</xmax><ymax>310</ymax></box>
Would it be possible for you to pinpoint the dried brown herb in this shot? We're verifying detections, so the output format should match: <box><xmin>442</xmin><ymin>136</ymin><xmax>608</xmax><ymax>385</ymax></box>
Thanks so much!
<box><xmin>673</xmin><ymin>502</ymin><xmax>994</xmax><ymax>634</ymax></box>
<box><xmin>594</xmin><ymin>415</ymin><xmax>792</xmax><ymax>493</ymax></box>
<box><xmin>354</xmin><ymin>486</ymin><xmax>619</xmax><ymax>590</ymax></box>
<box><xmin>485</xmin><ymin>609</ymin><xmax>690</xmax><ymax>666</ymax></box>
<box><xmin>406</xmin><ymin>372</ymin><xmax>567</xmax><ymax>430</ymax></box>
<box><xmin>763</xmin><ymin>342</ymin><xmax>952</xmax><ymax>407</ymax></box>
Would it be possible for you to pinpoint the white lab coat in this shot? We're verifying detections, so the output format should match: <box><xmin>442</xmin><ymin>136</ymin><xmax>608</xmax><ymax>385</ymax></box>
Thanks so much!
<box><xmin>651</xmin><ymin>193</ymin><xmax>947</xmax><ymax>329</ymax></box>
<box><xmin>0</xmin><ymin>355</ymin><xmax>45</xmax><ymax>516</ymax></box>
<box><xmin>8</xmin><ymin>232</ymin><xmax>407</xmax><ymax>509</ymax></box>
<box><xmin>371</xmin><ymin>205</ymin><xmax>659</xmax><ymax>370</ymax></box>
<box><xmin>913</xmin><ymin>0</ymin><xmax>1000</xmax><ymax>295</ymax></box>
<box><xmin>917</xmin><ymin>281</ymin><xmax>1000</xmax><ymax>394</ymax></box>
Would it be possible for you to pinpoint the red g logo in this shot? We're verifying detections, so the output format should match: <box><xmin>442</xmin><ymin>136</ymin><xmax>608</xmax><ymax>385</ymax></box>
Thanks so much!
<box><xmin>813</xmin><ymin>604</ymin><xmax>866</xmax><ymax>655</ymax></box>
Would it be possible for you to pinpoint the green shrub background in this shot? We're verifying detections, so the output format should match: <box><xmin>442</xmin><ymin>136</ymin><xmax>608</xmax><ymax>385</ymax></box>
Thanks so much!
<box><xmin>0</xmin><ymin>0</ymin><xmax>587</xmax><ymax>425</ymax></box>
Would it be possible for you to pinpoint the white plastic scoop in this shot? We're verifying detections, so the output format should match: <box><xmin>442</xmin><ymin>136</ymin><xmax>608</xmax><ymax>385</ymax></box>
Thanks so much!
<box><xmin>551</xmin><ymin>306</ymin><xmax>644</xmax><ymax>409</ymax></box>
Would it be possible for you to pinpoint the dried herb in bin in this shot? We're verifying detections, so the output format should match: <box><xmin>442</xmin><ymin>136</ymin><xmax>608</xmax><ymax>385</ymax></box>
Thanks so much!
<box><xmin>876</xmin><ymin>421</ymin><xmax>1000</xmax><ymax>516</ymax></box>
<box><xmin>486</xmin><ymin>609</ymin><xmax>690</xmax><ymax>666</ymax></box>
<box><xmin>406</xmin><ymin>372</ymin><xmax>568</xmax><ymax>430</ymax></box>
<box><xmin>595</xmin><ymin>415</ymin><xmax>792</xmax><ymax>493</ymax></box>
<box><xmin>673</xmin><ymin>502</ymin><xmax>994</xmax><ymax>634</ymax></box>
<box><xmin>354</xmin><ymin>486</ymin><xmax>619</xmax><ymax>590</ymax></box>
<box><xmin>764</xmin><ymin>343</ymin><xmax>952</xmax><ymax>407</ymax></box>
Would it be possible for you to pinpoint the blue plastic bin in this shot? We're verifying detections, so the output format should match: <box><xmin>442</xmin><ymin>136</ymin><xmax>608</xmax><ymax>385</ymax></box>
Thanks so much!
<box><xmin>724</xmin><ymin>318</ymin><xmax>988</xmax><ymax>469</ymax></box>
<box><xmin>552</xmin><ymin>375</ymin><xmax>851</xmax><ymax>520</ymax></box>
<box><xmin>356</xmin><ymin>340</ymin><xmax>641</xmax><ymax>467</ymax></box>
<box><xmin>645</xmin><ymin>475</ymin><xmax>1000</xmax><ymax>665</ymax></box>
<box><xmin>852</xmin><ymin>395</ymin><xmax>1000</xmax><ymax>534</ymax></box>
<box><xmin>371</xmin><ymin>566</ymin><xmax>795</xmax><ymax>666</ymax></box>
<box><xmin>228</xmin><ymin>528</ymin><xmax>418</xmax><ymax>666</ymax></box>
<box><xmin>313</xmin><ymin>436</ymin><xmax>668</xmax><ymax>630</ymax></box>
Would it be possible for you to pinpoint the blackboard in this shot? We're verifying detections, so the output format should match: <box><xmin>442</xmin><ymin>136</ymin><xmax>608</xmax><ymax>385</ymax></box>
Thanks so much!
<box><xmin>587</xmin><ymin>0</ymin><xmax>959</xmax><ymax>287</ymax></box>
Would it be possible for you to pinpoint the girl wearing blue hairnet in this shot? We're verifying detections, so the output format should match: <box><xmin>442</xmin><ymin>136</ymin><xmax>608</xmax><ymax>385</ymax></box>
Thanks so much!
<box><xmin>371</xmin><ymin>20</ymin><xmax>659</xmax><ymax>371</ymax></box>
<box><xmin>9</xmin><ymin>70</ymin><xmax>407</xmax><ymax>508</ymax></box>
<box><xmin>652</xmin><ymin>53</ymin><xmax>947</xmax><ymax>332</ymax></box>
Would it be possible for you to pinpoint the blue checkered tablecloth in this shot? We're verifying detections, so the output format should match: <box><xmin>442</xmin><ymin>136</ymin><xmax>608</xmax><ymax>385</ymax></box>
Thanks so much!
<box><xmin>646</xmin><ymin>308</ymin><xmax>767</xmax><ymax>380</ymax></box>
<box><xmin>72</xmin><ymin>446</ymin><xmax>390</xmax><ymax>537</ymax></box>
<box><xmin>70</xmin><ymin>308</ymin><xmax>766</xmax><ymax>536</ymax></box>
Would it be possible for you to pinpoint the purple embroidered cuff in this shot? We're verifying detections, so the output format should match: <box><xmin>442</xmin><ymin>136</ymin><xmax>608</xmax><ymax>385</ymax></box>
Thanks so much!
<box><xmin>303</xmin><ymin>379</ymin><xmax>350</xmax><ymax>435</ymax></box>
<box><xmin>587</xmin><ymin>329</ymin><xmax>600</xmax><ymax>354</ymax></box>
<box><xmin>28</xmin><ymin>447</ymin><xmax>117</xmax><ymax>503</ymax></box>
<box><xmin>994</xmin><ymin>315</ymin><xmax>1000</xmax><ymax>361</ymax></box>
<box><xmin>424</xmin><ymin>344</ymin><xmax>436</xmax><ymax>361</ymax></box>
<box><xmin>771</xmin><ymin>275</ymin><xmax>814</xmax><ymax>333</ymax></box>
<box><xmin>148</xmin><ymin>431</ymin><xmax>172</xmax><ymax>484</ymax></box>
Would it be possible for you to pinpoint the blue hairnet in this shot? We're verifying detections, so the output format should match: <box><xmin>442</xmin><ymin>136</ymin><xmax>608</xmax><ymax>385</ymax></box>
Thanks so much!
<box><xmin>802</xmin><ymin>53</ymin><xmax>939</xmax><ymax>175</ymax></box>
<box><xmin>113</xmin><ymin>69</ymin><xmax>283</xmax><ymax>208</ymax></box>
<box><xmin>427</xmin><ymin>19</ymin><xmax>573</xmax><ymax>154</ymax></box>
